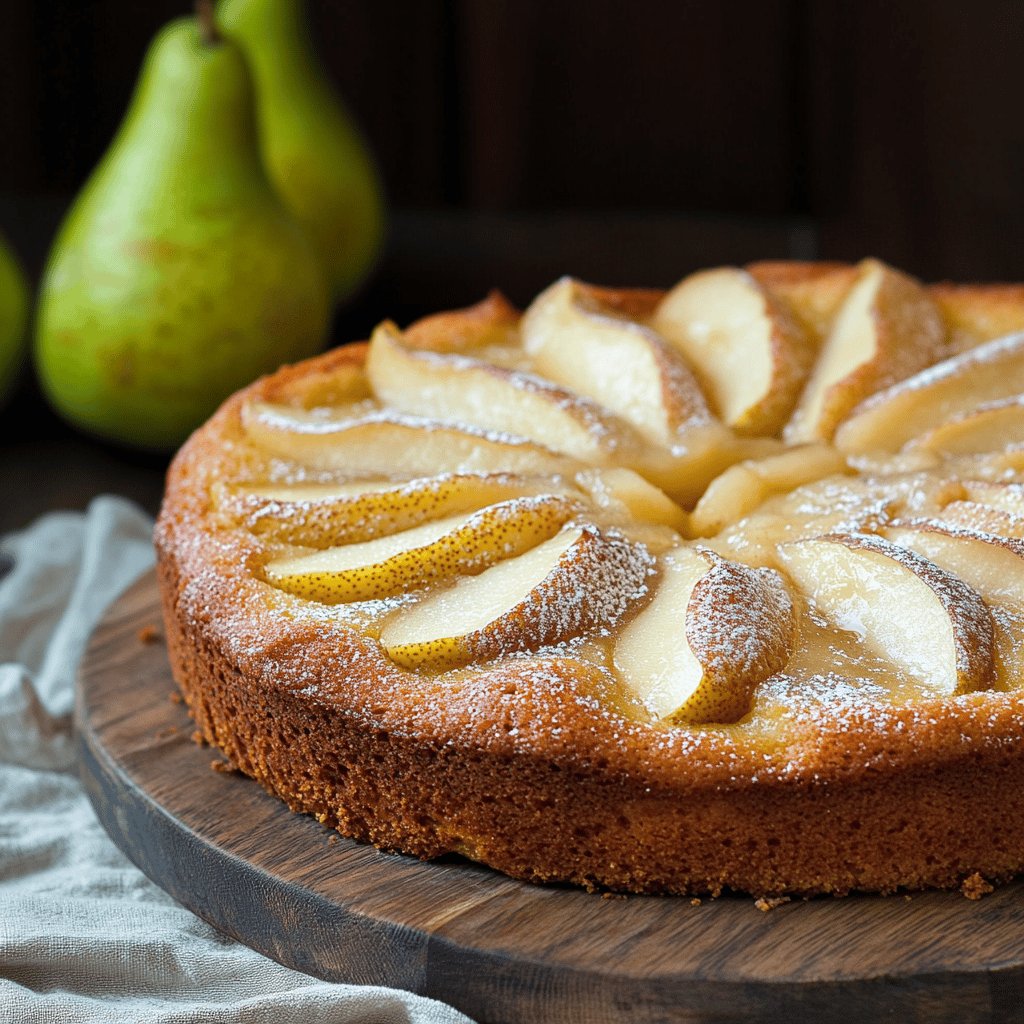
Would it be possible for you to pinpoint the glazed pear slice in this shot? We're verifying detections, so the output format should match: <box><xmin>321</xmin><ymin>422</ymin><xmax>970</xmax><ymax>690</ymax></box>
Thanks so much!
<box><xmin>785</xmin><ymin>259</ymin><xmax>946</xmax><ymax>444</ymax></box>
<box><xmin>625</xmin><ymin>424</ymin><xmax>782</xmax><ymax>509</ymax></box>
<box><xmin>778</xmin><ymin>533</ymin><xmax>994</xmax><ymax>695</ymax></box>
<box><xmin>746</xmin><ymin>260</ymin><xmax>856</xmax><ymax>342</ymax></box>
<box><xmin>380</xmin><ymin>525</ymin><xmax>652</xmax><ymax>670</ymax></box>
<box><xmin>520</xmin><ymin>277</ymin><xmax>711</xmax><ymax>446</ymax></box>
<box><xmin>883</xmin><ymin>519</ymin><xmax>1024</xmax><ymax>689</ymax></box>
<box><xmin>906</xmin><ymin>395</ymin><xmax>1024</xmax><ymax>455</ymax></box>
<box><xmin>652</xmin><ymin>267</ymin><xmax>812</xmax><ymax>435</ymax></box>
<box><xmin>941</xmin><ymin>500</ymin><xmax>1024</xmax><ymax>540</ymax></box>
<box><xmin>961</xmin><ymin>480</ymin><xmax>1024</xmax><ymax>518</ymax></box>
<box><xmin>241</xmin><ymin>400</ymin><xmax>579</xmax><ymax>477</ymax></box>
<box><xmin>615</xmin><ymin>548</ymin><xmax>797</xmax><ymax>724</ymax></box>
<box><xmin>689</xmin><ymin>444</ymin><xmax>849</xmax><ymax>537</ymax></box>
<box><xmin>367</xmin><ymin>321</ymin><xmax>639</xmax><ymax>464</ymax></box>
<box><xmin>834</xmin><ymin>333</ymin><xmax>1024</xmax><ymax>454</ymax></box>
<box><xmin>574</xmin><ymin>467</ymin><xmax>688</xmax><ymax>533</ymax></box>
<box><xmin>222</xmin><ymin>473</ymin><xmax>576</xmax><ymax>547</ymax></box>
<box><xmin>264</xmin><ymin>494</ymin><xmax>580</xmax><ymax>603</ymax></box>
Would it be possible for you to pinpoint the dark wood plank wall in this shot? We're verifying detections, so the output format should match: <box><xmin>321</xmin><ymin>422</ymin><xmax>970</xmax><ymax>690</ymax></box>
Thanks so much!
<box><xmin>454</xmin><ymin>2</ymin><xmax>802</xmax><ymax>213</ymax></box>
<box><xmin>1</xmin><ymin>1</ymin><xmax>1023</xmax><ymax>281</ymax></box>
<box><xmin>807</xmin><ymin>0</ymin><xmax>1024</xmax><ymax>280</ymax></box>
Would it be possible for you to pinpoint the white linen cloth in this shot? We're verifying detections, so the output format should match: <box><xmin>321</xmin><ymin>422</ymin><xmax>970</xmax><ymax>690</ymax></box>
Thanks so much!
<box><xmin>0</xmin><ymin>497</ymin><xmax>475</xmax><ymax>1024</ymax></box>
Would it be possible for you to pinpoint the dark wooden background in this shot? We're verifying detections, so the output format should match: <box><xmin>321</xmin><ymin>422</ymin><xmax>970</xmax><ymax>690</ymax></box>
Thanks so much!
<box><xmin>4</xmin><ymin>1</ymin><xmax>1024</xmax><ymax>281</ymax></box>
<box><xmin>2</xmin><ymin>1</ymin><xmax>1023</xmax><ymax>532</ymax></box>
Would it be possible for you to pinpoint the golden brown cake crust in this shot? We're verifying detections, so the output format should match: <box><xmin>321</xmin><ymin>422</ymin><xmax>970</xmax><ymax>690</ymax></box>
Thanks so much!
<box><xmin>156</xmin><ymin>285</ymin><xmax>1024</xmax><ymax>897</ymax></box>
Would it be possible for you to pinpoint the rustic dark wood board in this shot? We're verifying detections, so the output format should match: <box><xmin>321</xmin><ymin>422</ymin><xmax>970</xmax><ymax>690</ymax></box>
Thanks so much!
<box><xmin>76</xmin><ymin>571</ymin><xmax>1024</xmax><ymax>1024</ymax></box>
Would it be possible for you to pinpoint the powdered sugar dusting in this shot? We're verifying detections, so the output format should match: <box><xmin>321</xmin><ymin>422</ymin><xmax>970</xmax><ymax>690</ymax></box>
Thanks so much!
<box><xmin>173</xmin><ymin>279</ymin><xmax>1024</xmax><ymax>767</ymax></box>
<box><xmin>828</xmin><ymin>532</ymin><xmax>996</xmax><ymax>691</ymax></box>
<box><xmin>860</xmin><ymin>330</ymin><xmax>1024</xmax><ymax>403</ymax></box>
<box><xmin>464</xmin><ymin>524</ymin><xmax>655</xmax><ymax>662</ymax></box>
<box><xmin>687</xmin><ymin>552</ymin><xmax>796</xmax><ymax>683</ymax></box>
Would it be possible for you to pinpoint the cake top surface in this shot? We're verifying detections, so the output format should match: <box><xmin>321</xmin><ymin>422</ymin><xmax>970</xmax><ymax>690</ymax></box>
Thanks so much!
<box><xmin>157</xmin><ymin>258</ymin><xmax>1024</xmax><ymax>789</ymax></box>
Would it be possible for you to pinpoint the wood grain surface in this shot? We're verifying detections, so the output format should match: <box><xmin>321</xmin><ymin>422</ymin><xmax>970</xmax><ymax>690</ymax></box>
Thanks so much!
<box><xmin>76</xmin><ymin>571</ymin><xmax>1024</xmax><ymax>1024</ymax></box>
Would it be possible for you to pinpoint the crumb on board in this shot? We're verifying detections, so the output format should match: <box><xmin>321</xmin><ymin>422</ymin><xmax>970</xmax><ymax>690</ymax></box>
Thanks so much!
<box><xmin>690</xmin><ymin>898</ymin><xmax>702</xmax><ymax>907</ymax></box>
<box><xmin>137</xmin><ymin>624</ymin><xmax>161</xmax><ymax>645</ymax></box>
<box><xmin>211</xmin><ymin>759</ymin><xmax>238</xmax><ymax>774</ymax></box>
<box><xmin>328</xmin><ymin>835</ymin><xmax>340</xmax><ymax>846</ymax></box>
<box><xmin>169</xmin><ymin>691</ymin><xmax>183</xmax><ymax>705</ymax></box>
<box><xmin>600</xmin><ymin>891</ymin><xmax>627</xmax><ymax>901</ymax></box>
<box><xmin>154</xmin><ymin>726</ymin><xmax>179</xmax><ymax>740</ymax></box>
<box><xmin>755</xmin><ymin>895</ymin><xmax>792</xmax><ymax>912</ymax></box>
<box><xmin>960</xmin><ymin>872</ymin><xmax>994</xmax><ymax>900</ymax></box>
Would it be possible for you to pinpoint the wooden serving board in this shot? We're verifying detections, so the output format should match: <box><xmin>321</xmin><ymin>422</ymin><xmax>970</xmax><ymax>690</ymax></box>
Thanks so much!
<box><xmin>77</xmin><ymin>572</ymin><xmax>1024</xmax><ymax>1024</ymax></box>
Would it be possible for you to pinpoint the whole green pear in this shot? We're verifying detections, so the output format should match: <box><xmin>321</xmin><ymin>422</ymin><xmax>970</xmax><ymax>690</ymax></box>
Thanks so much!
<box><xmin>0</xmin><ymin>232</ymin><xmax>29</xmax><ymax>407</ymax></box>
<box><xmin>35</xmin><ymin>15</ymin><xmax>330</xmax><ymax>451</ymax></box>
<box><xmin>218</xmin><ymin>0</ymin><xmax>385</xmax><ymax>302</ymax></box>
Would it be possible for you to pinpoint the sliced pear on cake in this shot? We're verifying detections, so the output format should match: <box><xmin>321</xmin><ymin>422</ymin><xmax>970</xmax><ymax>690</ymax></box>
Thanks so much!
<box><xmin>241</xmin><ymin>400</ymin><xmax>579</xmax><ymax>478</ymax></box>
<box><xmin>380</xmin><ymin>525</ymin><xmax>653</xmax><ymax>670</ymax></box>
<box><xmin>574</xmin><ymin>467</ymin><xmax>688</xmax><ymax>533</ymax></box>
<box><xmin>778</xmin><ymin>533</ymin><xmax>994</xmax><ymax>695</ymax></box>
<box><xmin>652</xmin><ymin>266</ymin><xmax>813</xmax><ymax>435</ymax></box>
<box><xmin>941</xmin><ymin>500</ymin><xmax>1024</xmax><ymax>540</ymax></box>
<box><xmin>785</xmin><ymin>259</ymin><xmax>946</xmax><ymax>444</ymax></box>
<box><xmin>224</xmin><ymin>473</ymin><xmax>577</xmax><ymax>547</ymax></box>
<box><xmin>746</xmin><ymin>260</ymin><xmax>856</xmax><ymax>342</ymax></box>
<box><xmin>614</xmin><ymin>547</ymin><xmax>797</xmax><ymax>724</ymax></box>
<box><xmin>519</xmin><ymin>277</ymin><xmax>711</xmax><ymax>445</ymax></box>
<box><xmin>629</xmin><ymin>426</ymin><xmax>784</xmax><ymax>509</ymax></box>
<box><xmin>884</xmin><ymin>518</ymin><xmax>1024</xmax><ymax>577</ymax></box>
<box><xmin>367</xmin><ymin>320</ymin><xmax>639</xmax><ymax>464</ymax></box>
<box><xmin>905</xmin><ymin>395</ymin><xmax>1024</xmax><ymax>455</ymax></box>
<box><xmin>263</xmin><ymin>494</ymin><xmax>581</xmax><ymax>603</ymax></box>
<box><xmin>883</xmin><ymin>518</ymin><xmax>1024</xmax><ymax>688</ymax></box>
<box><xmin>834</xmin><ymin>333</ymin><xmax>1024</xmax><ymax>454</ymax></box>
<box><xmin>960</xmin><ymin>480</ymin><xmax>1024</xmax><ymax>518</ymax></box>
<box><xmin>689</xmin><ymin>444</ymin><xmax>850</xmax><ymax>537</ymax></box>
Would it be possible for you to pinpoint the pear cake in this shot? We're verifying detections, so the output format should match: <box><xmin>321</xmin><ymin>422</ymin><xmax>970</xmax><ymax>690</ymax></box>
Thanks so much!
<box><xmin>156</xmin><ymin>258</ymin><xmax>1024</xmax><ymax>898</ymax></box>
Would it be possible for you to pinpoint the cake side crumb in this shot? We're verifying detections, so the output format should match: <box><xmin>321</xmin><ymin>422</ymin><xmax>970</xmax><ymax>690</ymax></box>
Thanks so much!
<box><xmin>961</xmin><ymin>872</ymin><xmax>994</xmax><ymax>900</ymax></box>
<box><xmin>755</xmin><ymin>895</ymin><xmax>792</xmax><ymax>912</ymax></box>
<box><xmin>138</xmin><ymin>623</ymin><xmax>162</xmax><ymax>644</ymax></box>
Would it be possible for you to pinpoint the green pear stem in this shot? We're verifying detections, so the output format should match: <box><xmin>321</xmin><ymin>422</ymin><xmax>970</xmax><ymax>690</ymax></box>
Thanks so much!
<box><xmin>195</xmin><ymin>0</ymin><xmax>222</xmax><ymax>45</ymax></box>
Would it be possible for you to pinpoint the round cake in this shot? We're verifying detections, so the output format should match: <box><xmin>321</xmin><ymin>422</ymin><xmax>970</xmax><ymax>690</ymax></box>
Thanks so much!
<box><xmin>155</xmin><ymin>259</ymin><xmax>1024</xmax><ymax>897</ymax></box>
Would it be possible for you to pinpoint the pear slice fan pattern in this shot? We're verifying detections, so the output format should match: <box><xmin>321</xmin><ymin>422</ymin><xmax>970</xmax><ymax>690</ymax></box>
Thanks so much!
<box><xmin>157</xmin><ymin>258</ymin><xmax>1024</xmax><ymax>898</ymax></box>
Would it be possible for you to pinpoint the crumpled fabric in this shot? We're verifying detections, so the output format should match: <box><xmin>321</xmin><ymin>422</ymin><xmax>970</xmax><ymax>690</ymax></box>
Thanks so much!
<box><xmin>0</xmin><ymin>496</ymin><xmax>475</xmax><ymax>1024</ymax></box>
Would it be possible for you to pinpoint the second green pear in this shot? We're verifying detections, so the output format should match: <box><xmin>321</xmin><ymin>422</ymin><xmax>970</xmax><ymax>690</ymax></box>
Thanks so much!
<box><xmin>35</xmin><ymin>16</ymin><xmax>330</xmax><ymax>451</ymax></box>
<box><xmin>219</xmin><ymin>0</ymin><xmax>385</xmax><ymax>302</ymax></box>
